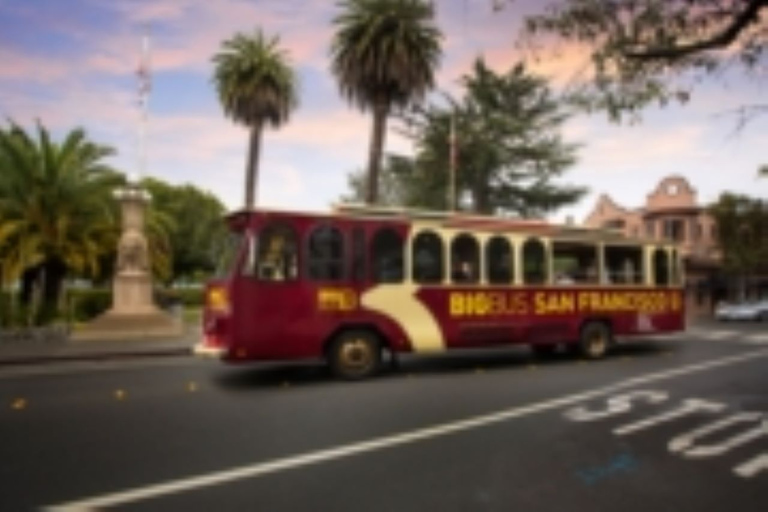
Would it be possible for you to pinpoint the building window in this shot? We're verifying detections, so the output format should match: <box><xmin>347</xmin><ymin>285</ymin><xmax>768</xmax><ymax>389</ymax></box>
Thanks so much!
<box><xmin>485</xmin><ymin>236</ymin><xmax>513</xmax><ymax>284</ymax></box>
<box><xmin>645</xmin><ymin>220</ymin><xmax>655</xmax><ymax>238</ymax></box>
<box><xmin>371</xmin><ymin>228</ymin><xmax>404</xmax><ymax>283</ymax></box>
<box><xmin>307</xmin><ymin>225</ymin><xmax>345</xmax><ymax>281</ymax></box>
<box><xmin>691</xmin><ymin>220</ymin><xmax>702</xmax><ymax>241</ymax></box>
<box><xmin>663</xmin><ymin>219</ymin><xmax>685</xmax><ymax>243</ymax></box>
<box><xmin>412</xmin><ymin>231</ymin><xmax>444</xmax><ymax>284</ymax></box>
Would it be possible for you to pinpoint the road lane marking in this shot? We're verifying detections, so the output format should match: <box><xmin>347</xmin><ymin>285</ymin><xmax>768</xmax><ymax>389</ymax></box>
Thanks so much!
<box><xmin>746</xmin><ymin>334</ymin><xmax>768</xmax><ymax>344</ymax></box>
<box><xmin>45</xmin><ymin>348</ymin><xmax>768</xmax><ymax>512</ymax></box>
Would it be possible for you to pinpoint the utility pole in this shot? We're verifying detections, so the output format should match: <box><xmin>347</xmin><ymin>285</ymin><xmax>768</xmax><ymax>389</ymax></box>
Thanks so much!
<box><xmin>448</xmin><ymin>113</ymin><xmax>457</xmax><ymax>211</ymax></box>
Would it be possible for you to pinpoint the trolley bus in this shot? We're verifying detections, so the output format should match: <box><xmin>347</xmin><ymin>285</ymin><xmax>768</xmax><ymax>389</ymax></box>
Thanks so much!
<box><xmin>194</xmin><ymin>204</ymin><xmax>685</xmax><ymax>379</ymax></box>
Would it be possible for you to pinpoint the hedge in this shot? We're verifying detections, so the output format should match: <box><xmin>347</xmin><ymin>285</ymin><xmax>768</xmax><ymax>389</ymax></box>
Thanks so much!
<box><xmin>0</xmin><ymin>286</ymin><xmax>204</xmax><ymax>326</ymax></box>
<box><xmin>67</xmin><ymin>288</ymin><xmax>113</xmax><ymax>323</ymax></box>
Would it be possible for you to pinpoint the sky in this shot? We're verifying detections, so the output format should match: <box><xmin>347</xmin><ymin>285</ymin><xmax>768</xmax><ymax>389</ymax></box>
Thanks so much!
<box><xmin>1</xmin><ymin>0</ymin><xmax>766</xmax><ymax>224</ymax></box>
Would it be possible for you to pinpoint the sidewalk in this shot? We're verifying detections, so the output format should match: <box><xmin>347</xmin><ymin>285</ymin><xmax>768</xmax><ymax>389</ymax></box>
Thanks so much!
<box><xmin>0</xmin><ymin>328</ymin><xmax>197</xmax><ymax>367</ymax></box>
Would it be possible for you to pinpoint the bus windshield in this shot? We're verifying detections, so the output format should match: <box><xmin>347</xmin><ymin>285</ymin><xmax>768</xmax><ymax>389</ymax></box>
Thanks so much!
<box><xmin>212</xmin><ymin>232</ymin><xmax>245</xmax><ymax>278</ymax></box>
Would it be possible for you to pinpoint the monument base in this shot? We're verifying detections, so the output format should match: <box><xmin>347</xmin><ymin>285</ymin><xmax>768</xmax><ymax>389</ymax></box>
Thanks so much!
<box><xmin>73</xmin><ymin>307</ymin><xmax>185</xmax><ymax>342</ymax></box>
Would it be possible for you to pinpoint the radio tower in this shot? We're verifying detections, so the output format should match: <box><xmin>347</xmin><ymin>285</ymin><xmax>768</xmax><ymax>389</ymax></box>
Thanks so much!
<box><xmin>135</xmin><ymin>26</ymin><xmax>151</xmax><ymax>183</ymax></box>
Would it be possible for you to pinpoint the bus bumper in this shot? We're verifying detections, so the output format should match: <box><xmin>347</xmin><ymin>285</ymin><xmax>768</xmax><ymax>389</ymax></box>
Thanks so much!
<box><xmin>193</xmin><ymin>341</ymin><xmax>226</xmax><ymax>358</ymax></box>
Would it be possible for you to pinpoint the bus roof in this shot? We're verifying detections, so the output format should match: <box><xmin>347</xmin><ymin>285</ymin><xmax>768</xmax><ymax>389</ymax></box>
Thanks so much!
<box><xmin>225</xmin><ymin>203</ymin><xmax>655</xmax><ymax>245</ymax></box>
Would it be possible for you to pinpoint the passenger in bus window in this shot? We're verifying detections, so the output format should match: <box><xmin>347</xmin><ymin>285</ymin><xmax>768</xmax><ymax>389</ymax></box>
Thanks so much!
<box><xmin>452</xmin><ymin>260</ymin><xmax>474</xmax><ymax>283</ymax></box>
<box><xmin>556</xmin><ymin>272</ymin><xmax>575</xmax><ymax>285</ymax></box>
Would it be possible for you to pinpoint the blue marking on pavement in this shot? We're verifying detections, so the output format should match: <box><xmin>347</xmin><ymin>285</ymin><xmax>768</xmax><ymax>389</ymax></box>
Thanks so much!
<box><xmin>576</xmin><ymin>453</ymin><xmax>639</xmax><ymax>485</ymax></box>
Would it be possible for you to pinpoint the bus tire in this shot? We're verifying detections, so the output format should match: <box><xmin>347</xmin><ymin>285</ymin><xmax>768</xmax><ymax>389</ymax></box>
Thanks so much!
<box><xmin>579</xmin><ymin>321</ymin><xmax>611</xmax><ymax>360</ymax></box>
<box><xmin>328</xmin><ymin>330</ymin><xmax>382</xmax><ymax>380</ymax></box>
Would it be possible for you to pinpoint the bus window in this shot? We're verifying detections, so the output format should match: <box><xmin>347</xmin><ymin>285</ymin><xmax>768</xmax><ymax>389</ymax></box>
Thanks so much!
<box><xmin>214</xmin><ymin>232</ymin><xmax>245</xmax><ymax>278</ymax></box>
<box><xmin>486</xmin><ymin>236</ymin><xmax>513</xmax><ymax>284</ymax></box>
<box><xmin>605</xmin><ymin>245</ymin><xmax>643</xmax><ymax>284</ymax></box>
<box><xmin>254</xmin><ymin>224</ymin><xmax>298</xmax><ymax>281</ymax></box>
<box><xmin>451</xmin><ymin>233</ymin><xmax>479</xmax><ymax>284</ymax></box>
<box><xmin>551</xmin><ymin>241</ymin><xmax>595</xmax><ymax>284</ymax></box>
<box><xmin>670</xmin><ymin>248</ymin><xmax>681</xmax><ymax>285</ymax></box>
<box><xmin>307</xmin><ymin>224</ymin><xmax>345</xmax><ymax>281</ymax></box>
<box><xmin>371</xmin><ymin>228</ymin><xmax>404</xmax><ymax>283</ymax></box>
<box><xmin>522</xmin><ymin>238</ymin><xmax>548</xmax><ymax>285</ymax></box>
<box><xmin>412</xmin><ymin>231</ymin><xmax>444</xmax><ymax>284</ymax></box>
<box><xmin>351</xmin><ymin>227</ymin><xmax>366</xmax><ymax>282</ymax></box>
<box><xmin>653</xmin><ymin>248</ymin><xmax>670</xmax><ymax>286</ymax></box>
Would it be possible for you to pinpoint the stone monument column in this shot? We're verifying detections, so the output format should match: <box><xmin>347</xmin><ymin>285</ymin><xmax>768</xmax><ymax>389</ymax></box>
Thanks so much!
<box><xmin>74</xmin><ymin>183</ymin><xmax>183</xmax><ymax>341</ymax></box>
<box><xmin>112</xmin><ymin>185</ymin><xmax>154</xmax><ymax>314</ymax></box>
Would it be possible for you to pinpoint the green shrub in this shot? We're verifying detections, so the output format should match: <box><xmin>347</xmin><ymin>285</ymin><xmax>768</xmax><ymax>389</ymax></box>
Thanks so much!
<box><xmin>155</xmin><ymin>287</ymin><xmax>204</xmax><ymax>308</ymax></box>
<box><xmin>67</xmin><ymin>288</ymin><xmax>112</xmax><ymax>323</ymax></box>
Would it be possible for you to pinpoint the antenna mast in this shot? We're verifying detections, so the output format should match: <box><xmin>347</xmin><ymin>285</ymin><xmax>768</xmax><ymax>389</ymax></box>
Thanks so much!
<box><xmin>135</xmin><ymin>26</ymin><xmax>151</xmax><ymax>184</ymax></box>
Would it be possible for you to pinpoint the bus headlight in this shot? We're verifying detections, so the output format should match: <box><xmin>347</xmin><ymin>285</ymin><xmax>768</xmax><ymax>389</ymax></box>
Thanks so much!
<box><xmin>207</xmin><ymin>286</ymin><xmax>230</xmax><ymax>314</ymax></box>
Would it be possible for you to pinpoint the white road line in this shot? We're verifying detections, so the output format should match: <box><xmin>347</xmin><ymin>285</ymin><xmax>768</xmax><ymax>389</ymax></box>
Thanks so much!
<box><xmin>45</xmin><ymin>348</ymin><xmax>768</xmax><ymax>512</ymax></box>
<box><xmin>699</xmin><ymin>331</ymin><xmax>737</xmax><ymax>341</ymax></box>
<box><xmin>745</xmin><ymin>334</ymin><xmax>768</xmax><ymax>345</ymax></box>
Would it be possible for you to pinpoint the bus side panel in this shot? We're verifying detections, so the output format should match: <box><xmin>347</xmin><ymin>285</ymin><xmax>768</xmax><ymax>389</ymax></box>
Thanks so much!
<box><xmin>412</xmin><ymin>286</ymin><xmax>685</xmax><ymax>350</ymax></box>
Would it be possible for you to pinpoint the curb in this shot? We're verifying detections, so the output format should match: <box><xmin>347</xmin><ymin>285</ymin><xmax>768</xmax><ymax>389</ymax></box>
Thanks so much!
<box><xmin>0</xmin><ymin>347</ymin><xmax>193</xmax><ymax>367</ymax></box>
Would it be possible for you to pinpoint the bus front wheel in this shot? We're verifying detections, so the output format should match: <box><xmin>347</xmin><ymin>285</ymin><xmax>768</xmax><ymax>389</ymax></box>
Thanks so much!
<box><xmin>579</xmin><ymin>321</ymin><xmax>611</xmax><ymax>360</ymax></box>
<box><xmin>328</xmin><ymin>330</ymin><xmax>382</xmax><ymax>380</ymax></box>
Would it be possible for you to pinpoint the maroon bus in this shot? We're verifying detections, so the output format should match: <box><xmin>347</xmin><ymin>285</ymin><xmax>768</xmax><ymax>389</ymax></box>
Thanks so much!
<box><xmin>194</xmin><ymin>204</ymin><xmax>685</xmax><ymax>379</ymax></box>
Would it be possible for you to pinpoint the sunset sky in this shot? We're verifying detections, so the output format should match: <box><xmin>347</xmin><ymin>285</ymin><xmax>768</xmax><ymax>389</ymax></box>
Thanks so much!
<box><xmin>1</xmin><ymin>0</ymin><xmax>766</xmax><ymax>222</ymax></box>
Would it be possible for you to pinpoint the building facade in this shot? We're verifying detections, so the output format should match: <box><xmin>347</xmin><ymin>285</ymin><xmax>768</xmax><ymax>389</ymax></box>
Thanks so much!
<box><xmin>583</xmin><ymin>175</ymin><xmax>722</xmax><ymax>318</ymax></box>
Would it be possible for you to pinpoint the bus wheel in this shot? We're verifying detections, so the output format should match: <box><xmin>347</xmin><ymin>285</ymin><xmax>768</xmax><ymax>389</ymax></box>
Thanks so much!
<box><xmin>580</xmin><ymin>322</ymin><xmax>611</xmax><ymax>360</ymax></box>
<box><xmin>329</xmin><ymin>330</ymin><xmax>382</xmax><ymax>380</ymax></box>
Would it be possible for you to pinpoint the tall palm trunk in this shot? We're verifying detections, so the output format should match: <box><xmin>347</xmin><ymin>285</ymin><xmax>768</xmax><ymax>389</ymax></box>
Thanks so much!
<box><xmin>244</xmin><ymin>123</ymin><xmax>263</xmax><ymax>210</ymax></box>
<box><xmin>366</xmin><ymin>101</ymin><xmax>389</xmax><ymax>205</ymax></box>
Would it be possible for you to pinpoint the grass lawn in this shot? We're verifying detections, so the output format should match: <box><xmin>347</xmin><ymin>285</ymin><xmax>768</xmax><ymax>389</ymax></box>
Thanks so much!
<box><xmin>183</xmin><ymin>307</ymin><xmax>202</xmax><ymax>327</ymax></box>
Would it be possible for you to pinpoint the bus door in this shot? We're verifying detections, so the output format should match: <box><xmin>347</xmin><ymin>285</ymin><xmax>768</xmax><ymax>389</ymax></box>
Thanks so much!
<box><xmin>232</xmin><ymin>223</ymin><xmax>308</xmax><ymax>358</ymax></box>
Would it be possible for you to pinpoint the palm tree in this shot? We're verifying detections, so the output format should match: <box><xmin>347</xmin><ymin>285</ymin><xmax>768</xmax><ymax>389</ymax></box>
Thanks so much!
<box><xmin>0</xmin><ymin>121</ymin><xmax>122</xmax><ymax>322</ymax></box>
<box><xmin>331</xmin><ymin>0</ymin><xmax>442</xmax><ymax>204</ymax></box>
<box><xmin>212</xmin><ymin>30</ymin><xmax>298</xmax><ymax>210</ymax></box>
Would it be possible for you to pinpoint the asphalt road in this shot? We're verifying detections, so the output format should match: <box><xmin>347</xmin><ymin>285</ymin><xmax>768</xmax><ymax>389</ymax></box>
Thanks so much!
<box><xmin>1</xmin><ymin>323</ymin><xmax>767</xmax><ymax>511</ymax></box>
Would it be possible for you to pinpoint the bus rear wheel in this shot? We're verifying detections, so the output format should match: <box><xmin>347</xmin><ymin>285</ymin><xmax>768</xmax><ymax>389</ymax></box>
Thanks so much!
<box><xmin>579</xmin><ymin>321</ymin><xmax>611</xmax><ymax>360</ymax></box>
<box><xmin>328</xmin><ymin>330</ymin><xmax>382</xmax><ymax>380</ymax></box>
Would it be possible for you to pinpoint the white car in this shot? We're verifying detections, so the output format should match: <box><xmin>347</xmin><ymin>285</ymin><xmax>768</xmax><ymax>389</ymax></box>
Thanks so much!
<box><xmin>715</xmin><ymin>299</ymin><xmax>768</xmax><ymax>322</ymax></box>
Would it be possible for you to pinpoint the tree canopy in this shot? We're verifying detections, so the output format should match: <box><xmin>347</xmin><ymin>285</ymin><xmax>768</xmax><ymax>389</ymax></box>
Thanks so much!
<box><xmin>497</xmin><ymin>0</ymin><xmax>767</xmax><ymax>122</ymax></box>
<box><xmin>141</xmin><ymin>178</ymin><xmax>228</xmax><ymax>285</ymax></box>
<box><xmin>0</xmin><ymin>121</ymin><xmax>121</xmax><ymax>321</ymax></box>
<box><xmin>331</xmin><ymin>0</ymin><xmax>443</xmax><ymax>204</ymax></box>
<box><xmin>212</xmin><ymin>30</ymin><xmax>298</xmax><ymax>209</ymax></box>
<box><xmin>343</xmin><ymin>59</ymin><xmax>587</xmax><ymax>217</ymax></box>
<box><xmin>708</xmin><ymin>193</ymin><xmax>768</xmax><ymax>295</ymax></box>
